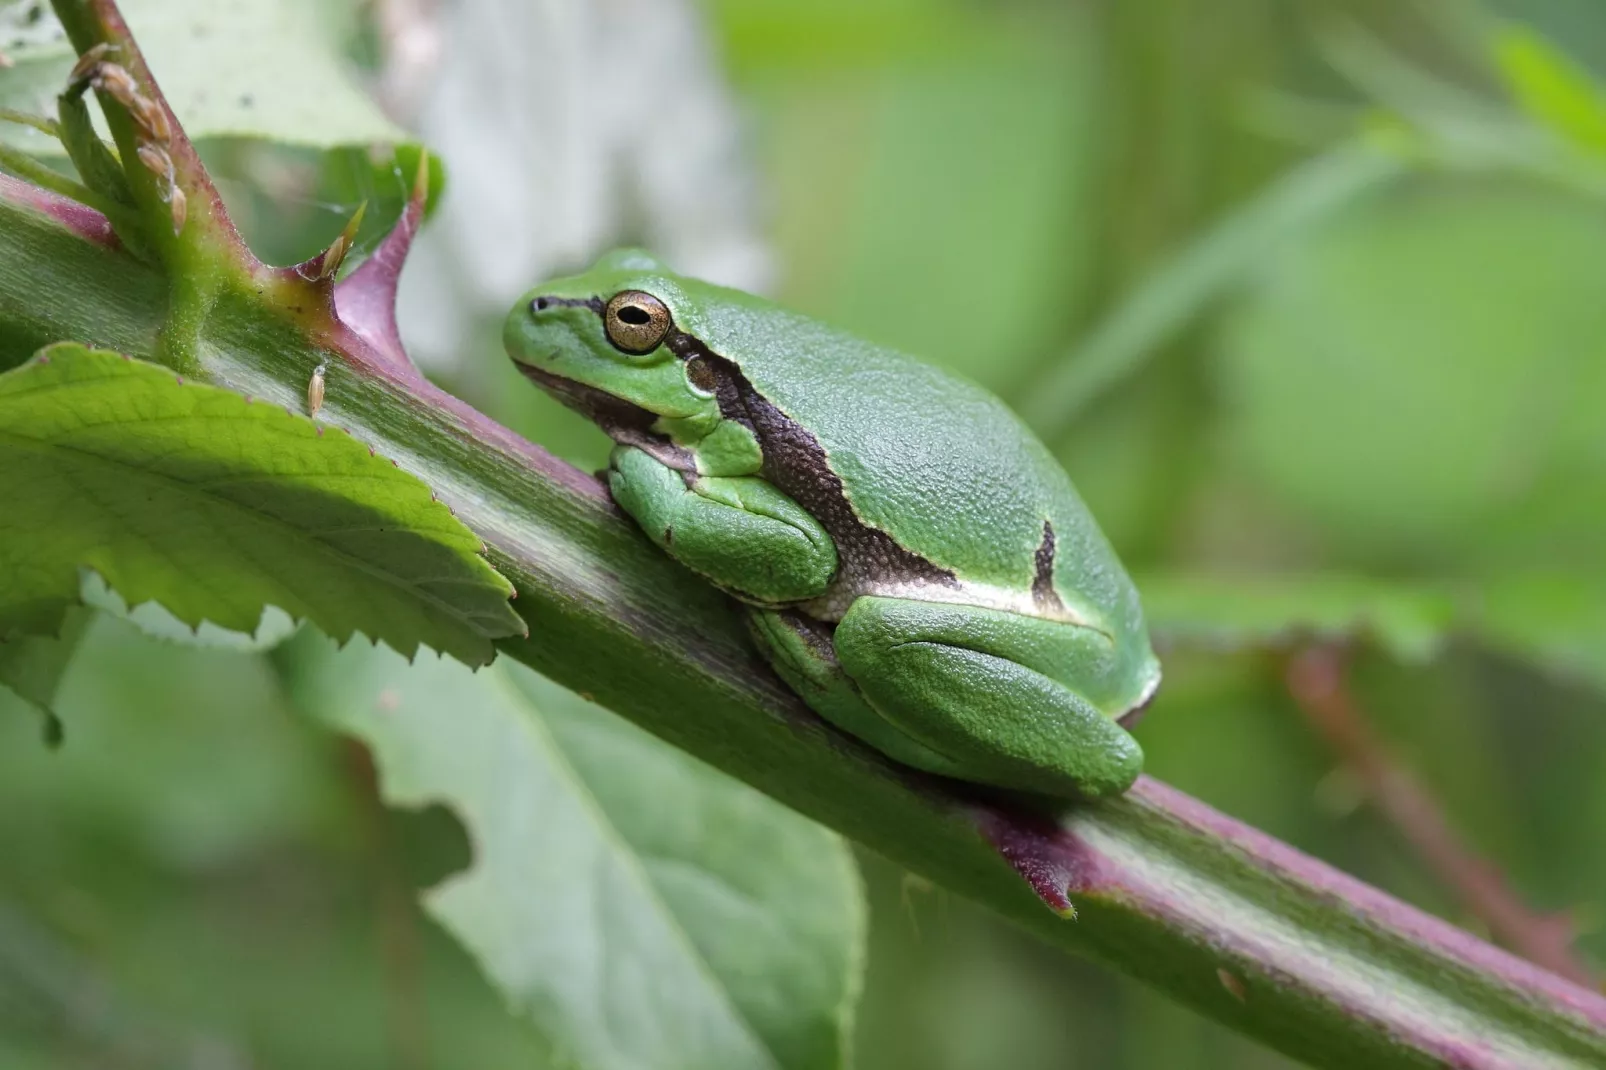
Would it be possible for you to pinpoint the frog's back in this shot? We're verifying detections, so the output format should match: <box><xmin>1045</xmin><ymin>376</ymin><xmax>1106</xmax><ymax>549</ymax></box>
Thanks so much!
<box><xmin>681</xmin><ymin>285</ymin><xmax>1141</xmax><ymax>637</ymax></box>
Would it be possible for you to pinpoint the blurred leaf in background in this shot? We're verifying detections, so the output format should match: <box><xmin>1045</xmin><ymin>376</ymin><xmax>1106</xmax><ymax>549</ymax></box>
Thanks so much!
<box><xmin>281</xmin><ymin>633</ymin><xmax>865</xmax><ymax>1070</ymax></box>
<box><xmin>0</xmin><ymin>0</ymin><xmax>408</xmax><ymax>151</ymax></box>
<box><xmin>0</xmin><ymin>615</ymin><xmax>545</xmax><ymax>1068</ymax></box>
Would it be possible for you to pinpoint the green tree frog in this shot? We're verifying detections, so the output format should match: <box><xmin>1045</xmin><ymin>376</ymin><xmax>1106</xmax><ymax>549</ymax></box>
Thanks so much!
<box><xmin>505</xmin><ymin>250</ymin><xmax>1161</xmax><ymax>798</ymax></box>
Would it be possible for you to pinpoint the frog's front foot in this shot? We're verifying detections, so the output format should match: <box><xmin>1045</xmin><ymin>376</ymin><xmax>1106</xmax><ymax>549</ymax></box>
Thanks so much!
<box><xmin>832</xmin><ymin>596</ymin><xmax>1145</xmax><ymax>798</ymax></box>
<box><xmin>607</xmin><ymin>445</ymin><xmax>836</xmax><ymax>604</ymax></box>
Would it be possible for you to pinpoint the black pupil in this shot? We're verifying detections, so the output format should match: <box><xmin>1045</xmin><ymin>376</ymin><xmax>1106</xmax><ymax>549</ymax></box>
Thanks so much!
<box><xmin>617</xmin><ymin>304</ymin><xmax>651</xmax><ymax>326</ymax></box>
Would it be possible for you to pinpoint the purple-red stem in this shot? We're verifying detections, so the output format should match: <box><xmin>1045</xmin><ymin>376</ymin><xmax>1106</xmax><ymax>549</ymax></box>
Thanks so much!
<box><xmin>1287</xmin><ymin>645</ymin><xmax>1596</xmax><ymax>987</ymax></box>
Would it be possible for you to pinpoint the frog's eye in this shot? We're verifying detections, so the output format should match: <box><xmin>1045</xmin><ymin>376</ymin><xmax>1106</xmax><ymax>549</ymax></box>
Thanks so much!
<box><xmin>604</xmin><ymin>290</ymin><xmax>673</xmax><ymax>355</ymax></box>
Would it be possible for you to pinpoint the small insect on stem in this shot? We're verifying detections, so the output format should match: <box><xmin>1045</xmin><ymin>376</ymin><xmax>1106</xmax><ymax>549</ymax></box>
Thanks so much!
<box><xmin>317</xmin><ymin>231</ymin><xmax>350</xmax><ymax>282</ymax></box>
<box><xmin>89</xmin><ymin>62</ymin><xmax>139</xmax><ymax>108</ymax></box>
<box><xmin>307</xmin><ymin>361</ymin><xmax>328</xmax><ymax>417</ymax></box>
<box><xmin>127</xmin><ymin>92</ymin><xmax>171</xmax><ymax>145</ymax></box>
<box><xmin>135</xmin><ymin>142</ymin><xmax>185</xmax><ymax>234</ymax></box>
<box><xmin>297</xmin><ymin>202</ymin><xmax>366</xmax><ymax>283</ymax></box>
<box><xmin>66</xmin><ymin>46</ymin><xmax>172</xmax><ymax>147</ymax></box>
<box><xmin>167</xmin><ymin>185</ymin><xmax>187</xmax><ymax>235</ymax></box>
<box><xmin>67</xmin><ymin>43</ymin><xmax>114</xmax><ymax>88</ymax></box>
<box><xmin>136</xmin><ymin>142</ymin><xmax>173</xmax><ymax>181</ymax></box>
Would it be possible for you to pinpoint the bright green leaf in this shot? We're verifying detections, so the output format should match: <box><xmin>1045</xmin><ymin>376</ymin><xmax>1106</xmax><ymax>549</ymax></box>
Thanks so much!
<box><xmin>1492</xmin><ymin>25</ymin><xmax>1606</xmax><ymax>156</ymax></box>
<box><xmin>0</xmin><ymin>0</ymin><xmax>407</xmax><ymax>152</ymax></box>
<box><xmin>281</xmin><ymin>632</ymin><xmax>866</xmax><ymax>1070</ymax></box>
<box><xmin>0</xmin><ymin>344</ymin><xmax>521</xmax><ymax>665</ymax></box>
<box><xmin>1140</xmin><ymin>571</ymin><xmax>1457</xmax><ymax>663</ymax></box>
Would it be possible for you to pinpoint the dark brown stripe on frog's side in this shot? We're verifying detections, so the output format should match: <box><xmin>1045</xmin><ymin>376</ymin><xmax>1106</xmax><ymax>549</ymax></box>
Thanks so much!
<box><xmin>663</xmin><ymin>329</ymin><xmax>958</xmax><ymax>594</ymax></box>
<box><xmin>1032</xmin><ymin>521</ymin><xmax>1066</xmax><ymax>614</ymax></box>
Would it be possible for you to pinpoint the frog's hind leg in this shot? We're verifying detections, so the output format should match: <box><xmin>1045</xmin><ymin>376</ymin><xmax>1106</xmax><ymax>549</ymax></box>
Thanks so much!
<box><xmin>747</xmin><ymin>608</ymin><xmax>965</xmax><ymax>777</ymax></box>
<box><xmin>832</xmin><ymin>596</ymin><xmax>1144</xmax><ymax>798</ymax></box>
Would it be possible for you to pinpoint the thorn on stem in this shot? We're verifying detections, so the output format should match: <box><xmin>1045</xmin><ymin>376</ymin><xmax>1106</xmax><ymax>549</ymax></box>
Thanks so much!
<box><xmin>330</xmin><ymin>154</ymin><xmax>430</xmax><ymax>376</ymax></box>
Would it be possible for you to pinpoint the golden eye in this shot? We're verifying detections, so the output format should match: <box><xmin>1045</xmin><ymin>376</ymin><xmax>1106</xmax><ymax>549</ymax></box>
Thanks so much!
<box><xmin>604</xmin><ymin>290</ymin><xmax>672</xmax><ymax>354</ymax></box>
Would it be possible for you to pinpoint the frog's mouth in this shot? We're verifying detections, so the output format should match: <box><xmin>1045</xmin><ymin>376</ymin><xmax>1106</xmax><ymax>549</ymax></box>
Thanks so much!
<box><xmin>517</xmin><ymin>361</ymin><xmax>693</xmax><ymax>469</ymax></box>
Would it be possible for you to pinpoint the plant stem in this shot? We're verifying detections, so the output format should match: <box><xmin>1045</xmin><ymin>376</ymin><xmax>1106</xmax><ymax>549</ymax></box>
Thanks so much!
<box><xmin>0</xmin><ymin>108</ymin><xmax>61</xmax><ymax>138</ymax></box>
<box><xmin>1287</xmin><ymin>645</ymin><xmax>1596</xmax><ymax>988</ymax></box>
<box><xmin>0</xmin><ymin>141</ymin><xmax>125</xmax><ymax>224</ymax></box>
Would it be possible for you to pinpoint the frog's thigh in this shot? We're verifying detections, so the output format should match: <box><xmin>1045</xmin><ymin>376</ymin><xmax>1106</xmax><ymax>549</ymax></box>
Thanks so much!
<box><xmin>748</xmin><ymin>608</ymin><xmax>964</xmax><ymax>776</ymax></box>
<box><xmin>833</xmin><ymin>597</ymin><xmax>1143</xmax><ymax>798</ymax></box>
<box><xmin>609</xmin><ymin>446</ymin><xmax>836</xmax><ymax>604</ymax></box>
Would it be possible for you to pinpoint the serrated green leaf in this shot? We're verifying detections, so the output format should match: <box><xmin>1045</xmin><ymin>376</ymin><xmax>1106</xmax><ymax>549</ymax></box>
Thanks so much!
<box><xmin>79</xmin><ymin>569</ymin><xmax>299</xmax><ymax>651</ymax></box>
<box><xmin>0</xmin><ymin>344</ymin><xmax>521</xmax><ymax>665</ymax></box>
<box><xmin>1140</xmin><ymin>571</ymin><xmax>1457</xmax><ymax>663</ymax></box>
<box><xmin>280</xmin><ymin>632</ymin><xmax>866</xmax><ymax>1070</ymax></box>
<box><xmin>0</xmin><ymin>0</ymin><xmax>407</xmax><ymax>152</ymax></box>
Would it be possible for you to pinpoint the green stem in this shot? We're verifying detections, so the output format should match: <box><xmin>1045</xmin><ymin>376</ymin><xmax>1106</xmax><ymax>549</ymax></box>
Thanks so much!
<box><xmin>0</xmin><ymin>141</ymin><xmax>129</xmax><ymax>226</ymax></box>
<box><xmin>1</xmin><ymin>196</ymin><xmax>1602</xmax><ymax>1070</ymax></box>
<box><xmin>0</xmin><ymin>108</ymin><xmax>61</xmax><ymax>138</ymax></box>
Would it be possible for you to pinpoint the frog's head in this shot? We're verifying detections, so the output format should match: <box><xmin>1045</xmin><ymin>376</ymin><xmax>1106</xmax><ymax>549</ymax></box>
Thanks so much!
<box><xmin>504</xmin><ymin>249</ymin><xmax>720</xmax><ymax>439</ymax></box>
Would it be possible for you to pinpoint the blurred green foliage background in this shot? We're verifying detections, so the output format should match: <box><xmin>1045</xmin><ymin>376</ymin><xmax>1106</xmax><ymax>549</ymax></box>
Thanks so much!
<box><xmin>3</xmin><ymin>0</ymin><xmax>1605</xmax><ymax>1067</ymax></box>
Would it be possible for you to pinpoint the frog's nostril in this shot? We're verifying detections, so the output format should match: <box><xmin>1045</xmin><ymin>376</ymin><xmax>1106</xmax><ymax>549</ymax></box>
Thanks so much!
<box><xmin>533</xmin><ymin>296</ymin><xmax>552</xmax><ymax>313</ymax></box>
